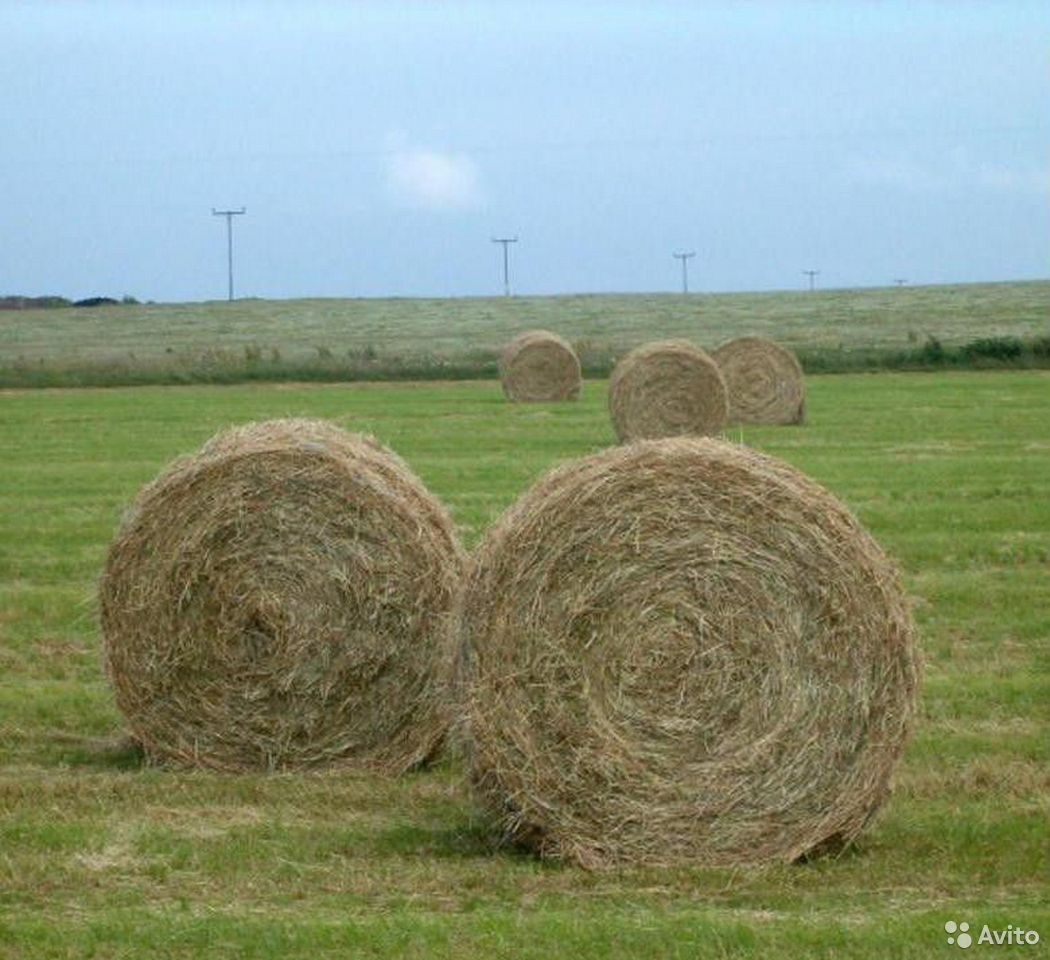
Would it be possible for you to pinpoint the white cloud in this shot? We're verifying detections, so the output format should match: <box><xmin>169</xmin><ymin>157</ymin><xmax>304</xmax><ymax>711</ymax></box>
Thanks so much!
<box><xmin>387</xmin><ymin>147</ymin><xmax>483</xmax><ymax>211</ymax></box>
<box><xmin>973</xmin><ymin>161</ymin><xmax>1050</xmax><ymax>195</ymax></box>
<box><xmin>848</xmin><ymin>149</ymin><xmax>1050</xmax><ymax>196</ymax></box>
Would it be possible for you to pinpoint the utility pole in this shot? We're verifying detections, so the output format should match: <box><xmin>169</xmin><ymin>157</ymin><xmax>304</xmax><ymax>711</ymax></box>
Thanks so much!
<box><xmin>491</xmin><ymin>236</ymin><xmax>518</xmax><ymax>296</ymax></box>
<box><xmin>673</xmin><ymin>251</ymin><xmax>696</xmax><ymax>294</ymax></box>
<box><xmin>212</xmin><ymin>207</ymin><xmax>246</xmax><ymax>301</ymax></box>
<box><xmin>802</xmin><ymin>269</ymin><xmax>819</xmax><ymax>292</ymax></box>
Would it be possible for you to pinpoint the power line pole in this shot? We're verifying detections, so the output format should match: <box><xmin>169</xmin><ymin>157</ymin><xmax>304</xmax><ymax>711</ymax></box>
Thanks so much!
<box><xmin>491</xmin><ymin>236</ymin><xmax>518</xmax><ymax>296</ymax></box>
<box><xmin>673</xmin><ymin>251</ymin><xmax>696</xmax><ymax>294</ymax></box>
<box><xmin>212</xmin><ymin>207</ymin><xmax>246</xmax><ymax>301</ymax></box>
<box><xmin>802</xmin><ymin>269</ymin><xmax>819</xmax><ymax>292</ymax></box>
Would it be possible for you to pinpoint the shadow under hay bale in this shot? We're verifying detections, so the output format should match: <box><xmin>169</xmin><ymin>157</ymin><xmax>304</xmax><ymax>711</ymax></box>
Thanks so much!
<box><xmin>457</xmin><ymin>438</ymin><xmax>920</xmax><ymax>868</ymax></box>
<box><xmin>608</xmin><ymin>340</ymin><xmax>728</xmax><ymax>442</ymax></box>
<box><xmin>713</xmin><ymin>336</ymin><xmax>806</xmax><ymax>425</ymax></box>
<box><xmin>100</xmin><ymin>418</ymin><xmax>466</xmax><ymax>774</ymax></box>
<box><xmin>499</xmin><ymin>330</ymin><xmax>581</xmax><ymax>402</ymax></box>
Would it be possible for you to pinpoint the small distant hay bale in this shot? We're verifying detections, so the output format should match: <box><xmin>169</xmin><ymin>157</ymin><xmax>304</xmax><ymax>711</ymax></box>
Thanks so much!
<box><xmin>99</xmin><ymin>418</ymin><xmax>466</xmax><ymax>774</ymax></box>
<box><xmin>457</xmin><ymin>438</ymin><xmax>920</xmax><ymax>868</ymax></box>
<box><xmin>499</xmin><ymin>330</ymin><xmax>581</xmax><ymax>402</ymax></box>
<box><xmin>608</xmin><ymin>340</ymin><xmax>728</xmax><ymax>442</ymax></box>
<box><xmin>712</xmin><ymin>336</ymin><xmax>806</xmax><ymax>425</ymax></box>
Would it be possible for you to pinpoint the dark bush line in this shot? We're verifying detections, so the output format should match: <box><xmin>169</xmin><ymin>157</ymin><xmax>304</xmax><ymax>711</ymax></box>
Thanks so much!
<box><xmin>1</xmin><ymin>336</ymin><xmax>1046</xmax><ymax>389</ymax></box>
<box><xmin>0</xmin><ymin>295</ymin><xmax>72</xmax><ymax>311</ymax></box>
<box><xmin>0</xmin><ymin>294</ymin><xmax>140</xmax><ymax>310</ymax></box>
<box><xmin>0</xmin><ymin>357</ymin><xmax>502</xmax><ymax>390</ymax></box>
<box><xmin>795</xmin><ymin>335</ymin><xmax>1050</xmax><ymax>374</ymax></box>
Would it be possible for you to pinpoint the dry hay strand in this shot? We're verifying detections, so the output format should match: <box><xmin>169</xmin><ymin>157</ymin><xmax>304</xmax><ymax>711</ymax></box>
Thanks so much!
<box><xmin>608</xmin><ymin>339</ymin><xmax>729</xmax><ymax>442</ymax></box>
<box><xmin>712</xmin><ymin>336</ymin><xmax>806</xmax><ymax>425</ymax></box>
<box><xmin>499</xmin><ymin>330</ymin><xmax>582</xmax><ymax>402</ymax></box>
<box><xmin>457</xmin><ymin>437</ymin><xmax>920</xmax><ymax>868</ymax></box>
<box><xmin>99</xmin><ymin>418</ymin><xmax>466</xmax><ymax>774</ymax></box>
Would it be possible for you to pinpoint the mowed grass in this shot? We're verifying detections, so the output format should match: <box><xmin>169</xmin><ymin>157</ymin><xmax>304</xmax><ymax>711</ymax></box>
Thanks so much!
<box><xmin>0</xmin><ymin>371</ymin><xmax>1047</xmax><ymax>958</ymax></box>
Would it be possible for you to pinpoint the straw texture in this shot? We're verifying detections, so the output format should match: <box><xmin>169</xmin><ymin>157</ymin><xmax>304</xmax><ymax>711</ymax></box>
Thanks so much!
<box><xmin>457</xmin><ymin>437</ymin><xmax>920</xmax><ymax>868</ymax></box>
<box><xmin>499</xmin><ymin>330</ymin><xmax>582</xmax><ymax>402</ymax></box>
<box><xmin>608</xmin><ymin>340</ymin><xmax>728</xmax><ymax>441</ymax></box>
<box><xmin>100</xmin><ymin>418</ymin><xmax>466</xmax><ymax>773</ymax></box>
<box><xmin>713</xmin><ymin>336</ymin><xmax>806</xmax><ymax>425</ymax></box>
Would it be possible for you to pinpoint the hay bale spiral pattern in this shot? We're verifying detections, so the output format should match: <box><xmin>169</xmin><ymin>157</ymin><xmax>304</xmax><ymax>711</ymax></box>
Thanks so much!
<box><xmin>608</xmin><ymin>340</ymin><xmax>728</xmax><ymax>442</ymax></box>
<box><xmin>458</xmin><ymin>438</ymin><xmax>920</xmax><ymax>868</ymax></box>
<box><xmin>100</xmin><ymin>418</ymin><xmax>466</xmax><ymax>774</ymax></box>
<box><xmin>499</xmin><ymin>330</ymin><xmax>581</xmax><ymax>402</ymax></box>
<box><xmin>712</xmin><ymin>336</ymin><xmax>806</xmax><ymax>425</ymax></box>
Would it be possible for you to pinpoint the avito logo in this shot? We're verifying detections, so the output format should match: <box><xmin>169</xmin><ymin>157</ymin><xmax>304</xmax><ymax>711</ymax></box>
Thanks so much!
<box><xmin>945</xmin><ymin>920</ymin><xmax>1041</xmax><ymax>949</ymax></box>
<box><xmin>945</xmin><ymin>921</ymin><xmax>972</xmax><ymax>949</ymax></box>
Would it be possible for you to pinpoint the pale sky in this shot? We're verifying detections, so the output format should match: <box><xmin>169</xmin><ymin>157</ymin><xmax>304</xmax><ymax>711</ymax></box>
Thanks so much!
<box><xmin>3</xmin><ymin>0</ymin><xmax>1048</xmax><ymax>301</ymax></box>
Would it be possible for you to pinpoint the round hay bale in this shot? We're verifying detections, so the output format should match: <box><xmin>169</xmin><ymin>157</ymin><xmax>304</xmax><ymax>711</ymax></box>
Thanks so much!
<box><xmin>712</xmin><ymin>336</ymin><xmax>806</xmax><ymax>425</ymax></box>
<box><xmin>457</xmin><ymin>438</ymin><xmax>920</xmax><ymax>868</ymax></box>
<box><xmin>608</xmin><ymin>340</ymin><xmax>728</xmax><ymax>442</ymax></box>
<box><xmin>99</xmin><ymin>418</ymin><xmax>466</xmax><ymax>774</ymax></box>
<box><xmin>499</xmin><ymin>330</ymin><xmax>581</xmax><ymax>402</ymax></box>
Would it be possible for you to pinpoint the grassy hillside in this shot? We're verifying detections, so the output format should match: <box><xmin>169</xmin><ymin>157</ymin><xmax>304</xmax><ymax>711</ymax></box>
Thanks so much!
<box><xmin>0</xmin><ymin>280</ymin><xmax>1047</xmax><ymax>386</ymax></box>
<box><xmin>1</xmin><ymin>372</ymin><xmax>1047</xmax><ymax>958</ymax></box>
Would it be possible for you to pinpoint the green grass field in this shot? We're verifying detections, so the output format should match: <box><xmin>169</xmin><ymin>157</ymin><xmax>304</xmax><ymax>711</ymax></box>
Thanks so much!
<box><xmin>1</xmin><ymin>280</ymin><xmax>1047</xmax><ymax>386</ymax></box>
<box><xmin>1</xmin><ymin>371</ymin><xmax>1048</xmax><ymax>958</ymax></box>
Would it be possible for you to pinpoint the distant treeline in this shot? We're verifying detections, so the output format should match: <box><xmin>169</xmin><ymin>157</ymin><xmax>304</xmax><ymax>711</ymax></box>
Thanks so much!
<box><xmin>796</xmin><ymin>334</ymin><xmax>1050</xmax><ymax>374</ymax></box>
<box><xmin>0</xmin><ymin>296</ymin><xmax>72</xmax><ymax>310</ymax></box>
<box><xmin>0</xmin><ymin>295</ymin><xmax>138</xmax><ymax>310</ymax></box>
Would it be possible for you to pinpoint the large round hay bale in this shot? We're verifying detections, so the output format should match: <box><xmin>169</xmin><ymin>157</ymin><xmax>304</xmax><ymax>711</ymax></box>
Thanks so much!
<box><xmin>608</xmin><ymin>340</ymin><xmax>728</xmax><ymax>442</ymax></box>
<box><xmin>499</xmin><ymin>330</ymin><xmax>581</xmax><ymax>402</ymax></box>
<box><xmin>712</xmin><ymin>336</ymin><xmax>806</xmax><ymax>425</ymax></box>
<box><xmin>100</xmin><ymin>418</ymin><xmax>466</xmax><ymax>774</ymax></box>
<box><xmin>457</xmin><ymin>438</ymin><xmax>920</xmax><ymax>868</ymax></box>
